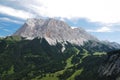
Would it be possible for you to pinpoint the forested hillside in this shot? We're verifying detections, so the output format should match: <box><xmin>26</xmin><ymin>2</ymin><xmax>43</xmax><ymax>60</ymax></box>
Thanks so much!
<box><xmin>0</xmin><ymin>36</ymin><xmax>112</xmax><ymax>80</ymax></box>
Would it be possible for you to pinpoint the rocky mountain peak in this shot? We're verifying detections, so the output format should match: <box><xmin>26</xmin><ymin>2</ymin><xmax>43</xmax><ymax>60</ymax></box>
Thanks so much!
<box><xmin>13</xmin><ymin>18</ymin><xmax>98</xmax><ymax>45</ymax></box>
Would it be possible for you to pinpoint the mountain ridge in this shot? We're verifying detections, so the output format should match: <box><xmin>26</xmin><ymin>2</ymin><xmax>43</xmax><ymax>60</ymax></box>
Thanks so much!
<box><xmin>13</xmin><ymin>18</ymin><xmax>120</xmax><ymax>51</ymax></box>
<box><xmin>13</xmin><ymin>18</ymin><xmax>98</xmax><ymax>45</ymax></box>
<box><xmin>0</xmin><ymin>18</ymin><xmax>120</xmax><ymax>80</ymax></box>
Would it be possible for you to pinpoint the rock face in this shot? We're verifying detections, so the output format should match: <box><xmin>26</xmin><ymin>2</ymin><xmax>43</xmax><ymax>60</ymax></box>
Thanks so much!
<box><xmin>99</xmin><ymin>50</ymin><xmax>120</xmax><ymax>80</ymax></box>
<box><xmin>102</xmin><ymin>41</ymin><xmax>120</xmax><ymax>50</ymax></box>
<box><xmin>14</xmin><ymin>18</ymin><xmax>98</xmax><ymax>45</ymax></box>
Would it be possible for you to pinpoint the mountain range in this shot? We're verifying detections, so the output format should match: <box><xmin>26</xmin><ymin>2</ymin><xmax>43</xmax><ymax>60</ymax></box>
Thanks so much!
<box><xmin>13</xmin><ymin>18</ymin><xmax>98</xmax><ymax>45</ymax></box>
<box><xmin>14</xmin><ymin>18</ymin><xmax>120</xmax><ymax>51</ymax></box>
<box><xmin>0</xmin><ymin>18</ymin><xmax>120</xmax><ymax>80</ymax></box>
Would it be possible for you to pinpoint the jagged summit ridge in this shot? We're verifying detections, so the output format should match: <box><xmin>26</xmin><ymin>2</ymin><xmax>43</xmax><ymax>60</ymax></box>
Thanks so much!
<box><xmin>14</xmin><ymin>18</ymin><xmax>98</xmax><ymax>45</ymax></box>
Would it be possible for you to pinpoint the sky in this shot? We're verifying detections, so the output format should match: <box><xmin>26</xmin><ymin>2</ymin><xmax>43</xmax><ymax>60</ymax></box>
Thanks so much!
<box><xmin>0</xmin><ymin>0</ymin><xmax>120</xmax><ymax>43</ymax></box>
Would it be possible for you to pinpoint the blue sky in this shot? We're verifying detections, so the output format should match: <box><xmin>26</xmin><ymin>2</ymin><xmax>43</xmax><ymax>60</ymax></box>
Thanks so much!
<box><xmin>0</xmin><ymin>0</ymin><xmax>120</xmax><ymax>43</ymax></box>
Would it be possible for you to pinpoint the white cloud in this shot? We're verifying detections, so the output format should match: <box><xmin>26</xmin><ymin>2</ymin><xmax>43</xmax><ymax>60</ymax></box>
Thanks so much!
<box><xmin>0</xmin><ymin>17</ymin><xmax>23</xmax><ymax>24</ymax></box>
<box><xmin>87</xmin><ymin>27</ymin><xmax>112</xmax><ymax>32</ymax></box>
<box><xmin>87</xmin><ymin>22</ymin><xmax>120</xmax><ymax>32</ymax></box>
<box><xmin>71</xmin><ymin>26</ymin><xmax>78</xmax><ymax>29</ymax></box>
<box><xmin>96</xmin><ymin>27</ymin><xmax>112</xmax><ymax>32</ymax></box>
<box><xmin>1</xmin><ymin>0</ymin><xmax>120</xmax><ymax>24</ymax></box>
<box><xmin>0</xmin><ymin>5</ymin><xmax>34</xmax><ymax>20</ymax></box>
<box><xmin>19</xmin><ymin>0</ymin><xmax>120</xmax><ymax>23</ymax></box>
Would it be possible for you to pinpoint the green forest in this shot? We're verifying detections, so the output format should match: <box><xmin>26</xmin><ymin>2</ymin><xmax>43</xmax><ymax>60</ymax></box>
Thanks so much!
<box><xmin>0</xmin><ymin>36</ymin><xmax>118</xmax><ymax>80</ymax></box>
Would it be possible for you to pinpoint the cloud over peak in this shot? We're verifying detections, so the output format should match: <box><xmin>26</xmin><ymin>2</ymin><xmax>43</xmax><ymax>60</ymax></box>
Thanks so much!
<box><xmin>0</xmin><ymin>5</ymin><xmax>34</xmax><ymax>19</ymax></box>
<box><xmin>1</xmin><ymin>0</ymin><xmax>120</xmax><ymax>24</ymax></box>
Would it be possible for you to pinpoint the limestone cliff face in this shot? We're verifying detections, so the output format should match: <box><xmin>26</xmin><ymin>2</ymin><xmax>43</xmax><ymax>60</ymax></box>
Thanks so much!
<box><xmin>99</xmin><ymin>50</ymin><xmax>120</xmax><ymax>80</ymax></box>
<box><xmin>14</xmin><ymin>18</ymin><xmax>98</xmax><ymax>45</ymax></box>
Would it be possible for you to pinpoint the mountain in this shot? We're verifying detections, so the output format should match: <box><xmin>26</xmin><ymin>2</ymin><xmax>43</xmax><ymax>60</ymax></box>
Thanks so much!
<box><xmin>13</xmin><ymin>18</ymin><xmax>120</xmax><ymax>51</ymax></box>
<box><xmin>0</xmin><ymin>36</ymin><xmax>118</xmax><ymax>80</ymax></box>
<box><xmin>0</xmin><ymin>18</ymin><xmax>120</xmax><ymax>80</ymax></box>
<box><xmin>98</xmin><ymin>50</ymin><xmax>120</xmax><ymax>80</ymax></box>
<box><xmin>102</xmin><ymin>41</ymin><xmax>120</xmax><ymax>49</ymax></box>
<box><xmin>0</xmin><ymin>36</ymin><xmax>106</xmax><ymax>80</ymax></box>
<box><xmin>13</xmin><ymin>18</ymin><xmax>98</xmax><ymax>45</ymax></box>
